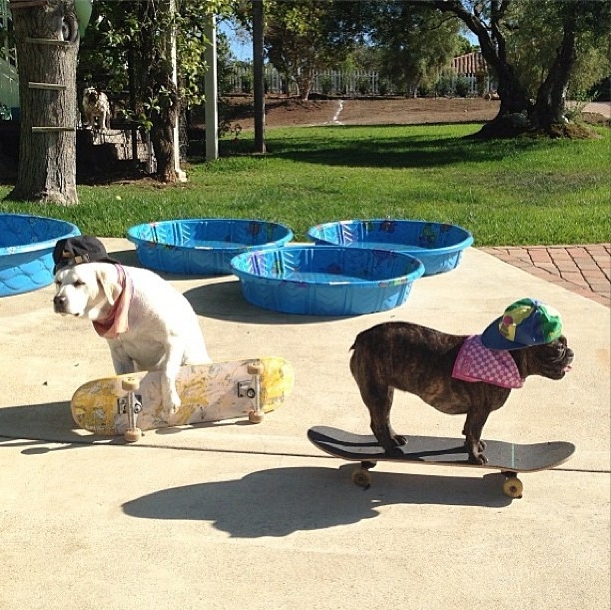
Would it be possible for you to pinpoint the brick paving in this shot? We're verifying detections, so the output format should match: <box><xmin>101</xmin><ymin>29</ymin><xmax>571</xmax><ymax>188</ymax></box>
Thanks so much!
<box><xmin>479</xmin><ymin>244</ymin><xmax>611</xmax><ymax>308</ymax></box>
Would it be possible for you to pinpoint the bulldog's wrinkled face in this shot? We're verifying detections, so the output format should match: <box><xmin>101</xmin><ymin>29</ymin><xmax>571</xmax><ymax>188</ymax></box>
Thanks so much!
<box><xmin>525</xmin><ymin>336</ymin><xmax>574</xmax><ymax>380</ymax></box>
<box><xmin>83</xmin><ymin>87</ymin><xmax>99</xmax><ymax>105</ymax></box>
<box><xmin>53</xmin><ymin>263</ymin><xmax>117</xmax><ymax>321</ymax></box>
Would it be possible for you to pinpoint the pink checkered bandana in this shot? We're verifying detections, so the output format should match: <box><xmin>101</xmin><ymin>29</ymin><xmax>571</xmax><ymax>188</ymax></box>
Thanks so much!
<box><xmin>452</xmin><ymin>335</ymin><xmax>524</xmax><ymax>389</ymax></box>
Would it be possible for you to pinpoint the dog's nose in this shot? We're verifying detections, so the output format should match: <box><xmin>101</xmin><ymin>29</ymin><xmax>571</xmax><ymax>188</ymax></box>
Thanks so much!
<box><xmin>53</xmin><ymin>295</ymin><xmax>66</xmax><ymax>311</ymax></box>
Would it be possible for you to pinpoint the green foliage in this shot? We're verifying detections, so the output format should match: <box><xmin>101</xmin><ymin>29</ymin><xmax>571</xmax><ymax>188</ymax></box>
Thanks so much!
<box><xmin>454</xmin><ymin>76</ymin><xmax>471</xmax><ymax>98</ymax></box>
<box><xmin>504</xmin><ymin>0</ymin><xmax>611</xmax><ymax>101</ymax></box>
<box><xmin>78</xmin><ymin>0</ymin><xmax>231</xmax><ymax>112</ymax></box>
<box><xmin>263</xmin><ymin>0</ymin><xmax>359</xmax><ymax>99</ymax></box>
<box><xmin>364</xmin><ymin>3</ymin><xmax>462</xmax><ymax>96</ymax></box>
<box><xmin>435</xmin><ymin>71</ymin><xmax>455</xmax><ymax>97</ymax></box>
<box><xmin>319</xmin><ymin>75</ymin><xmax>334</xmax><ymax>96</ymax></box>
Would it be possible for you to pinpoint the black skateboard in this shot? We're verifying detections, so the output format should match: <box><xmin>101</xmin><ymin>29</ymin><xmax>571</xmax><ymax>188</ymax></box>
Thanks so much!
<box><xmin>307</xmin><ymin>425</ymin><xmax>575</xmax><ymax>498</ymax></box>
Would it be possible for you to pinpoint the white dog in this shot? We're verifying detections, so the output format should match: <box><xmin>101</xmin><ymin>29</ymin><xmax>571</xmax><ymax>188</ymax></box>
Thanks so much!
<box><xmin>53</xmin><ymin>262</ymin><xmax>210</xmax><ymax>411</ymax></box>
<box><xmin>82</xmin><ymin>87</ymin><xmax>111</xmax><ymax>131</ymax></box>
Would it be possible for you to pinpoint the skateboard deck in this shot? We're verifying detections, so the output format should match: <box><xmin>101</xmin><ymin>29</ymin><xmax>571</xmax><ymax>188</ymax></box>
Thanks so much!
<box><xmin>307</xmin><ymin>425</ymin><xmax>575</xmax><ymax>498</ymax></box>
<box><xmin>71</xmin><ymin>357</ymin><xmax>294</xmax><ymax>439</ymax></box>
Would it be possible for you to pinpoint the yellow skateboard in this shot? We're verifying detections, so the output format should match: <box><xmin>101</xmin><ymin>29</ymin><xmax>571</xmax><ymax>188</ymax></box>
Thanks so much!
<box><xmin>71</xmin><ymin>357</ymin><xmax>294</xmax><ymax>442</ymax></box>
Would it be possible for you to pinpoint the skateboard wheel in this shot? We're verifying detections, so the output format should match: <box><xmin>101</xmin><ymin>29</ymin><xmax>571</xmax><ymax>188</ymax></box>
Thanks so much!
<box><xmin>247</xmin><ymin>362</ymin><xmax>264</xmax><ymax>376</ymax></box>
<box><xmin>124</xmin><ymin>427</ymin><xmax>142</xmax><ymax>442</ymax></box>
<box><xmin>248</xmin><ymin>410</ymin><xmax>264</xmax><ymax>424</ymax></box>
<box><xmin>352</xmin><ymin>468</ymin><xmax>371</xmax><ymax>489</ymax></box>
<box><xmin>122</xmin><ymin>377</ymin><xmax>140</xmax><ymax>392</ymax></box>
<box><xmin>503</xmin><ymin>476</ymin><xmax>524</xmax><ymax>499</ymax></box>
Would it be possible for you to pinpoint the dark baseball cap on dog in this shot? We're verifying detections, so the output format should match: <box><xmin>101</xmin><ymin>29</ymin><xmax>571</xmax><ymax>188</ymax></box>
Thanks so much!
<box><xmin>53</xmin><ymin>235</ymin><xmax>119</xmax><ymax>274</ymax></box>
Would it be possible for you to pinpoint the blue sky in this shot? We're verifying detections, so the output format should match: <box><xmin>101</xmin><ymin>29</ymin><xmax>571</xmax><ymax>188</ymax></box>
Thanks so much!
<box><xmin>219</xmin><ymin>20</ymin><xmax>253</xmax><ymax>61</ymax></box>
<box><xmin>217</xmin><ymin>18</ymin><xmax>478</xmax><ymax>63</ymax></box>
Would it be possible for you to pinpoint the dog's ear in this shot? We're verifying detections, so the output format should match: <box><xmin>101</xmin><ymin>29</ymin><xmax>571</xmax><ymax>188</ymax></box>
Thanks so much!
<box><xmin>95</xmin><ymin>268</ymin><xmax>119</xmax><ymax>306</ymax></box>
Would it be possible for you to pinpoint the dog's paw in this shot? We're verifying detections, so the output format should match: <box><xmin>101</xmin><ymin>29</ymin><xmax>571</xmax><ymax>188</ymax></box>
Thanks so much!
<box><xmin>393</xmin><ymin>434</ymin><xmax>408</xmax><ymax>446</ymax></box>
<box><xmin>383</xmin><ymin>445</ymin><xmax>405</xmax><ymax>458</ymax></box>
<box><xmin>465</xmin><ymin>439</ymin><xmax>488</xmax><ymax>465</ymax></box>
<box><xmin>468</xmin><ymin>451</ymin><xmax>488</xmax><ymax>465</ymax></box>
<box><xmin>167</xmin><ymin>396</ymin><xmax>182</xmax><ymax>414</ymax></box>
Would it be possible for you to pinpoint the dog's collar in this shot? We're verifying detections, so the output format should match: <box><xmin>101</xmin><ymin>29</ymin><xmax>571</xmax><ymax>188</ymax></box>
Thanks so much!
<box><xmin>452</xmin><ymin>335</ymin><xmax>524</xmax><ymax>389</ymax></box>
<box><xmin>92</xmin><ymin>265</ymin><xmax>133</xmax><ymax>339</ymax></box>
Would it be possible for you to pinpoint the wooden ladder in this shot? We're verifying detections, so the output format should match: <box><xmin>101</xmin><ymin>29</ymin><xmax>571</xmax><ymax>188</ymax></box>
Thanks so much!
<box><xmin>9</xmin><ymin>0</ymin><xmax>76</xmax><ymax>132</ymax></box>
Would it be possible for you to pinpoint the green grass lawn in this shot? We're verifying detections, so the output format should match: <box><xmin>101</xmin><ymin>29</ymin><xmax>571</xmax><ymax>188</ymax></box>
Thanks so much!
<box><xmin>1</xmin><ymin>122</ymin><xmax>609</xmax><ymax>246</ymax></box>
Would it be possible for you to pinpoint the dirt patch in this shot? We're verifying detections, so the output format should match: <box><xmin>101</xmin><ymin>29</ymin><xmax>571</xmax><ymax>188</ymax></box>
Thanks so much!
<box><xmin>220</xmin><ymin>95</ymin><xmax>502</xmax><ymax>131</ymax></box>
<box><xmin>217</xmin><ymin>95</ymin><xmax>610</xmax><ymax>134</ymax></box>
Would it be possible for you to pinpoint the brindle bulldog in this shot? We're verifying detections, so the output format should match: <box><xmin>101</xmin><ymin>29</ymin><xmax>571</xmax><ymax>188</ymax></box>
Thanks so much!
<box><xmin>349</xmin><ymin>299</ymin><xmax>574</xmax><ymax>464</ymax></box>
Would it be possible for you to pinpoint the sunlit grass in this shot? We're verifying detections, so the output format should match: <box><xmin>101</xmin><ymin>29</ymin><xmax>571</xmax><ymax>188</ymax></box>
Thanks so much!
<box><xmin>1</xmin><ymin>122</ymin><xmax>608</xmax><ymax>246</ymax></box>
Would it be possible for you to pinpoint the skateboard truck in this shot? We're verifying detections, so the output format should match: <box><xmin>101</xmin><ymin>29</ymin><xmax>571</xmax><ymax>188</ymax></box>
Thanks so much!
<box><xmin>243</xmin><ymin>361</ymin><xmax>265</xmax><ymax>423</ymax></box>
<box><xmin>351</xmin><ymin>461</ymin><xmax>524</xmax><ymax>498</ymax></box>
<box><xmin>121</xmin><ymin>377</ymin><xmax>143</xmax><ymax>442</ymax></box>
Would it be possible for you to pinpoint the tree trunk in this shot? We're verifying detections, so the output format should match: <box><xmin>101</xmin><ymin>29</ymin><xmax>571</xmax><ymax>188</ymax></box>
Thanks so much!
<box><xmin>138</xmin><ymin>0</ymin><xmax>180</xmax><ymax>182</ymax></box>
<box><xmin>476</xmin><ymin>60</ymin><xmax>533</xmax><ymax>137</ymax></box>
<box><xmin>437</xmin><ymin>0</ymin><xmax>533</xmax><ymax>136</ymax></box>
<box><xmin>8</xmin><ymin>0</ymin><xmax>79</xmax><ymax>204</ymax></box>
<box><xmin>252</xmin><ymin>0</ymin><xmax>266</xmax><ymax>154</ymax></box>
<box><xmin>148</xmin><ymin>67</ymin><xmax>179</xmax><ymax>183</ymax></box>
<box><xmin>295</xmin><ymin>69</ymin><xmax>314</xmax><ymax>101</ymax></box>
<box><xmin>532</xmin><ymin>7</ymin><xmax>578</xmax><ymax>130</ymax></box>
<box><xmin>429</xmin><ymin>0</ymin><xmax>590</xmax><ymax>138</ymax></box>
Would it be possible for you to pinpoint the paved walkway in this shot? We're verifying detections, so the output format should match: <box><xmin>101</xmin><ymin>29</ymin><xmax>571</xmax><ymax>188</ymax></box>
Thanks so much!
<box><xmin>1</xmin><ymin>240</ymin><xmax>609</xmax><ymax>610</ymax></box>
<box><xmin>480</xmin><ymin>244</ymin><xmax>611</xmax><ymax>307</ymax></box>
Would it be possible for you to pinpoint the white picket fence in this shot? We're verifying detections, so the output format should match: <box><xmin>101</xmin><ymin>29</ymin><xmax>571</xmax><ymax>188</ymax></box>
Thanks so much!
<box><xmin>227</xmin><ymin>64</ymin><xmax>495</xmax><ymax>97</ymax></box>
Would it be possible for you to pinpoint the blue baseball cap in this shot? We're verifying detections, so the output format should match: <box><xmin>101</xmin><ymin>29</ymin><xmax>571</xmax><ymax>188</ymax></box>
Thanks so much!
<box><xmin>481</xmin><ymin>298</ymin><xmax>563</xmax><ymax>351</ymax></box>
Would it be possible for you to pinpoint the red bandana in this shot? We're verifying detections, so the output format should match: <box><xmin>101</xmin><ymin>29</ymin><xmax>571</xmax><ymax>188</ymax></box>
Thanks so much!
<box><xmin>92</xmin><ymin>265</ymin><xmax>133</xmax><ymax>338</ymax></box>
<box><xmin>452</xmin><ymin>334</ymin><xmax>524</xmax><ymax>389</ymax></box>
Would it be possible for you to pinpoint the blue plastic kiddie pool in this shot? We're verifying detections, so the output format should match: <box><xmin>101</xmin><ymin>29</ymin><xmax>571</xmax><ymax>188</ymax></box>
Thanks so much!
<box><xmin>127</xmin><ymin>218</ymin><xmax>294</xmax><ymax>276</ymax></box>
<box><xmin>0</xmin><ymin>214</ymin><xmax>81</xmax><ymax>297</ymax></box>
<box><xmin>231</xmin><ymin>245</ymin><xmax>425</xmax><ymax>316</ymax></box>
<box><xmin>307</xmin><ymin>219</ymin><xmax>473</xmax><ymax>276</ymax></box>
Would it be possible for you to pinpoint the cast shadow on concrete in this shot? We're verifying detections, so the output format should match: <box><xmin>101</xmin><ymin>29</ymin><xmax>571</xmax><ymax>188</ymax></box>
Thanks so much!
<box><xmin>0</xmin><ymin>401</ymin><xmax>121</xmax><ymax>450</ymax></box>
<box><xmin>183</xmin><ymin>281</ymin><xmax>357</xmax><ymax>325</ymax></box>
<box><xmin>107</xmin><ymin>250</ymin><xmax>351</xmax><ymax>324</ymax></box>
<box><xmin>122</xmin><ymin>464</ymin><xmax>512</xmax><ymax>537</ymax></box>
<box><xmin>111</xmin><ymin>248</ymin><xmax>428</xmax><ymax>325</ymax></box>
<box><xmin>0</xmin><ymin>399</ymin><xmax>264</xmax><ymax>451</ymax></box>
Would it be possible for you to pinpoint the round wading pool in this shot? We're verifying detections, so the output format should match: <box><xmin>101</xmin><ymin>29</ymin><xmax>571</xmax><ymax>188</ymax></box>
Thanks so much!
<box><xmin>127</xmin><ymin>218</ymin><xmax>294</xmax><ymax>276</ymax></box>
<box><xmin>307</xmin><ymin>219</ymin><xmax>473</xmax><ymax>276</ymax></box>
<box><xmin>230</xmin><ymin>245</ymin><xmax>425</xmax><ymax>316</ymax></box>
<box><xmin>0</xmin><ymin>214</ymin><xmax>81</xmax><ymax>297</ymax></box>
